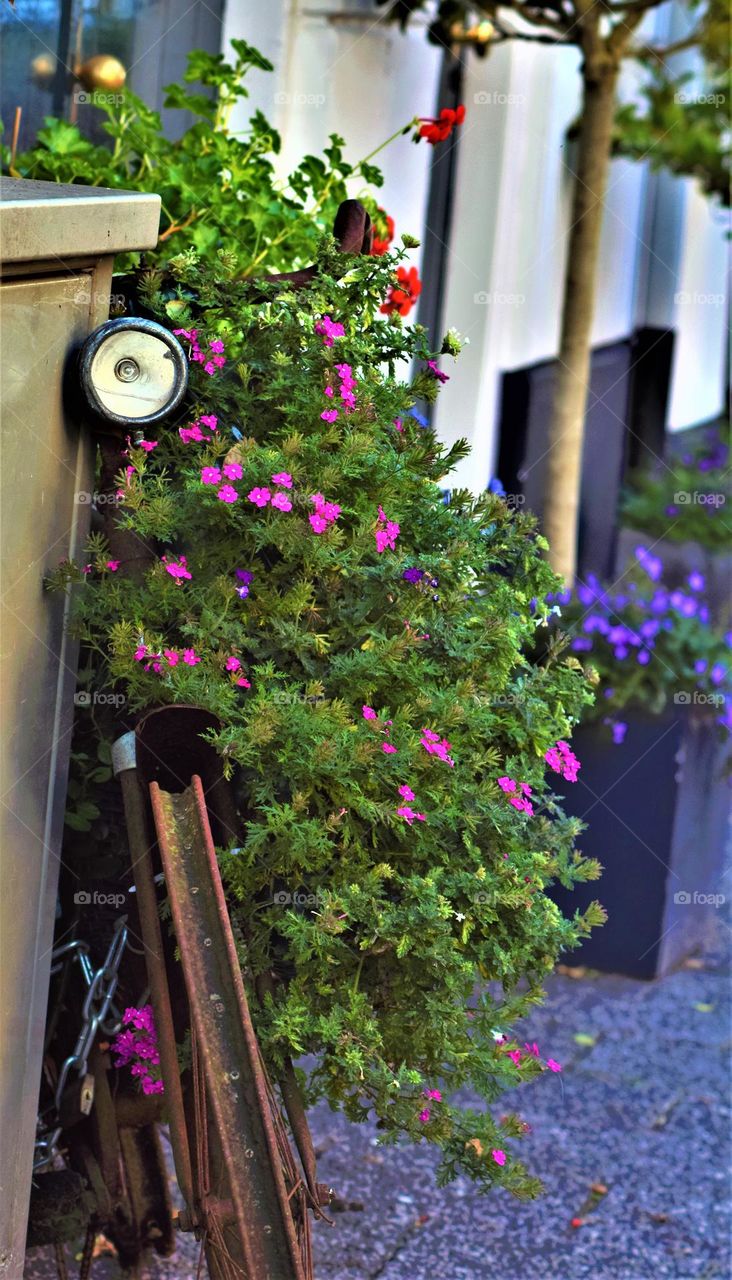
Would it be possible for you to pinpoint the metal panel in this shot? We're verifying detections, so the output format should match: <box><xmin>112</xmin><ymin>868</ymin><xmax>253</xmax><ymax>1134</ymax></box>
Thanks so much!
<box><xmin>0</xmin><ymin>178</ymin><xmax>160</xmax><ymax>265</ymax></box>
<box><xmin>0</xmin><ymin>177</ymin><xmax>160</xmax><ymax>1278</ymax></box>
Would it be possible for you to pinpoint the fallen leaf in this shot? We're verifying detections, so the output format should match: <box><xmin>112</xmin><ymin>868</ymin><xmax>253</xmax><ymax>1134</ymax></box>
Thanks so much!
<box><xmin>649</xmin><ymin>1212</ymin><xmax>669</xmax><ymax>1224</ymax></box>
<box><xmin>465</xmin><ymin>1138</ymin><xmax>484</xmax><ymax>1157</ymax></box>
<box><xmin>573</xmin><ymin>1032</ymin><xmax>597</xmax><ymax>1046</ymax></box>
<box><xmin>683</xmin><ymin>957</ymin><xmax>704</xmax><ymax>970</ymax></box>
<box><xmin>590</xmin><ymin>1183</ymin><xmax>608</xmax><ymax>1196</ymax></box>
<box><xmin>694</xmin><ymin>1002</ymin><xmax>714</xmax><ymax>1013</ymax></box>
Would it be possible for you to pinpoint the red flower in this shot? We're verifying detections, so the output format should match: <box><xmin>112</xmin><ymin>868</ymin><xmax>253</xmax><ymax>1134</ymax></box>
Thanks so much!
<box><xmin>372</xmin><ymin>210</ymin><xmax>395</xmax><ymax>256</ymax></box>
<box><xmin>381</xmin><ymin>265</ymin><xmax>422</xmax><ymax>317</ymax></box>
<box><xmin>417</xmin><ymin>104</ymin><xmax>466</xmax><ymax>145</ymax></box>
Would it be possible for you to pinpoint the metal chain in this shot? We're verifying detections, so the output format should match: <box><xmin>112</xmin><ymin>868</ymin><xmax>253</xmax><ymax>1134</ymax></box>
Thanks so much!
<box><xmin>34</xmin><ymin>917</ymin><xmax>128</xmax><ymax>1170</ymax></box>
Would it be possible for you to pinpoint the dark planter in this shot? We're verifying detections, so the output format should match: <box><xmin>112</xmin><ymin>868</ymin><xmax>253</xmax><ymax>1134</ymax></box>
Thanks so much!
<box><xmin>551</xmin><ymin>707</ymin><xmax>730</xmax><ymax>979</ymax></box>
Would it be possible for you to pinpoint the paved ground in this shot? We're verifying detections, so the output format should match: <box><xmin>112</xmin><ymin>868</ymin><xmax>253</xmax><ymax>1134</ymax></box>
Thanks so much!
<box><xmin>25</xmin><ymin>919</ymin><xmax>730</xmax><ymax>1280</ymax></box>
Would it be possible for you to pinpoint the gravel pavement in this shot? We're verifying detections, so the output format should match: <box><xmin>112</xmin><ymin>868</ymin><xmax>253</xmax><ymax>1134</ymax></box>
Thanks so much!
<box><xmin>25</xmin><ymin>918</ymin><xmax>730</xmax><ymax>1280</ymax></box>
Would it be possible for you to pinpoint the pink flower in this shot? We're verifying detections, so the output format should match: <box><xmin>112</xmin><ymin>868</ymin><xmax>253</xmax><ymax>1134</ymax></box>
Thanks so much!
<box><xmin>506</xmin><ymin>1049</ymin><xmax>522</xmax><ymax>1065</ymax></box>
<box><xmin>309</xmin><ymin>494</ymin><xmax>340</xmax><ymax>531</ymax></box>
<box><xmin>271</xmin><ymin>492</ymin><xmax>293</xmax><ymax>512</ymax></box>
<box><xmin>363</xmin><ymin>706</ymin><xmax>377</xmax><ymax>720</ymax></box>
<box><xmin>182</xmin><ymin>648</ymin><xmax>200</xmax><ymax>666</ymax></box>
<box><xmin>236</xmin><ymin>676</ymin><xmax>251</xmax><ymax>688</ymax></box>
<box><xmin>201</xmin><ymin>467</ymin><xmax>221</xmax><ymax>485</ymax></box>
<box><xmin>545</xmin><ymin>740</ymin><xmax>581</xmax><ymax>783</ymax></box>
<box><xmin>271</xmin><ymin>472</ymin><xmax>293</xmax><ymax>488</ymax></box>
<box><xmin>497</xmin><ymin>776</ymin><xmax>516</xmax><ymax>793</ymax></box>
<box><xmin>419</xmin><ymin>1109</ymin><xmax>431</xmax><ymax>1123</ymax></box>
<box><xmin>163</xmin><ymin>556</ymin><xmax>192</xmax><ymax>581</ymax></box>
<box><xmin>180</xmin><ymin>424</ymin><xmax>205</xmax><ymax>444</ymax></box>
<box><xmin>546</xmin><ymin>1059</ymin><xmax>562</xmax><ymax>1073</ymax></box>
<box><xmin>314</xmin><ymin>315</ymin><xmax>345</xmax><ymax>347</ymax></box>
<box><xmin>415</xmin><ymin>813</ymin><xmax>426</xmax><ymax>822</ymax></box>
<box><xmin>209</xmin><ymin>339</ymin><xmax>225</xmax><ymax>354</ymax></box>
<box><xmin>426</xmin><ymin>359</ymin><xmax>449</xmax><ymax>383</ymax></box>
<box><xmin>134</xmin><ymin>645</ymin><xmax>148</xmax><ymax>661</ymax></box>
<box><xmin>217</xmin><ymin>485</ymin><xmax>239</xmax><ymax>504</ymax></box>
<box><xmin>398</xmin><ymin>784</ymin><xmax>415</xmax><ymax>801</ymax></box>
<box><xmin>163</xmin><ymin>649</ymin><xmax>179</xmax><ymax>666</ymax></box>
<box><xmin>382</xmin><ymin>742</ymin><xmax>398</xmax><ymax>754</ymax></box>
<box><xmin>424</xmin><ymin>1089</ymin><xmax>442</xmax><ymax>1101</ymax></box>
<box><xmin>248</xmin><ymin>487</ymin><xmax>271</xmax><ymax>507</ymax></box>
<box><xmin>320</xmin><ymin>408</ymin><xmax>339</xmax><ymax>423</ymax></box>
<box><xmin>223</xmin><ymin>462</ymin><xmax>243</xmax><ymax>480</ymax></box>
<box><xmin>375</xmin><ymin>508</ymin><xmax>399</xmax><ymax>553</ymax></box>
<box><xmin>106</xmin><ymin>560</ymin><xmax>120</xmax><ymax>571</ymax></box>
<box><xmin>398</xmin><ymin>805</ymin><xmax>416</xmax><ymax>824</ymax></box>
<box><xmin>199</xmin><ymin>414</ymin><xmax>218</xmax><ymax>430</ymax></box>
<box><xmin>138</xmin><ymin>439</ymin><xmax>157</xmax><ymax>452</ymax></box>
<box><xmin>420</xmin><ymin>733</ymin><xmax>455</xmax><ymax>767</ymax></box>
<box><xmin>492</xmin><ymin>1149</ymin><xmax>506</xmax><ymax>1166</ymax></box>
<box><xmin>225</xmin><ymin>657</ymin><xmax>241</xmax><ymax>671</ymax></box>
<box><xmin>393</xmin><ymin>418</ymin><xmax>403</xmax><ymax>432</ymax></box>
<box><xmin>524</xmin><ymin>1042</ymin><xmax>540</xmax><ymax>1058</ymax></box>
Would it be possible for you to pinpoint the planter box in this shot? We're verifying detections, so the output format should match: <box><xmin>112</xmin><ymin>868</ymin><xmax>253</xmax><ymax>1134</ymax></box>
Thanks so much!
<box><xmin>615</xmin><ymin>526</ymin><xmax>732</xmax><ymax>627</ymax></box>
<box><xmin>551</xmin><ymin>707</ymin><xmax>730</xmax><ymax>979</ymax></box>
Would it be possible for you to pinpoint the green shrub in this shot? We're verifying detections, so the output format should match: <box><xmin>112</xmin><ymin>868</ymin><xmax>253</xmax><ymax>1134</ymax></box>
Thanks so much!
<box><xmin>37</xmin><ymin>45</ymin><xmax>602</xmax><ymax>1197</ymax></box>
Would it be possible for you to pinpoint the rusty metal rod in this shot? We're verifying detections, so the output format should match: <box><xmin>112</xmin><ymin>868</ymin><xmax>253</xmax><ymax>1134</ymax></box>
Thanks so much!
<box><xmin>150</xmin><ymin>776</ymin><xmax>306</xmax><ymax>1280</ymax></box>
<box><xmin>112</xmin><ymin>734</ymin><xmax>196</xmax><ymax>1216</ymax></box>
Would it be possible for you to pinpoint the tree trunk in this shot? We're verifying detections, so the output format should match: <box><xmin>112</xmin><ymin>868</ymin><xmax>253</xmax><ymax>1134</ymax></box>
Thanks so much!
<box><xmin>543</xmin><ymin>62</ymin><xmax>620</xmax><ymax>583</ymax></box>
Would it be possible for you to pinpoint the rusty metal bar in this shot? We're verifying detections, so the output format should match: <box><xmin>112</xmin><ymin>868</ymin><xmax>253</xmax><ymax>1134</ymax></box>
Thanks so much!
<box><xmin>149</xmin><ymin>776</ymin><xmax>306</xmax><ymax>1280</ymax></box>
<box><xmin>112</xmin><ymin>733</ymin><xmax>196</xmax><ymax>1216</ymax></box>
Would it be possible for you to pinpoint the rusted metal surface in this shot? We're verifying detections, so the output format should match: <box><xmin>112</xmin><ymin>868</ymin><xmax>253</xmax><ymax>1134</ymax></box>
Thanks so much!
<box><xmin>113</xmin><ymin>738</ymin><xmax>196</xmax><ymax>1215</ymax></box>
<box><xmin>149</xmin><ymin>774</ymin><xmax>307</xmax><ymax>1280</ymax></box>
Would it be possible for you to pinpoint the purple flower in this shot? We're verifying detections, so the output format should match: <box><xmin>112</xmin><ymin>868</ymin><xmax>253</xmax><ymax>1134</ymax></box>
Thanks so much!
<box><xmin>695</xmin><ymin>659</ymin><xmax>708</xmax><ymax>675</ymax></box>
<box><xmin>426</xmin><ymin>359</ymin><xmax>449</xmax><ymax>383</ymax></box>
<box><xmin>571</xmin><ymin>637</ymin><xmax>593</xmax><ymax>651</ymax></box>
<box><xmin>665</xmin><ymin>504</ymin><xmax>679</xmax><ymax>517</ymax></box>
<box><xmin>711</xmin><ymin>663</ymin><xmax>726</xmax><ymax>686</ymax></box>
<box><xmin>635</xmin><ymin>546</ymin><xmax>663</xmax><ymax>582</ymax></box>
<box><xmin>688</xmin><ymin>571</ymin><xmax>705</xmax><ymax>592</ymax></box>
<box><xmin>403</xmin><ymin>567</ymin><xmax>424</xmax><ymax>584</ymax></box>
<box><xmin>408</xmin><ymin>406</ymin><xmax>429</xmax><ymax>427</ymax></box>
<box><xmin>236</xmin><ymin>569</ymin><xmax>253</xmax><ymax>584</ymax></box>
<box><xmin>637</xmin><ymin>650</ymin><xmax>651</xmax><ymax>665</ymax></box>
<box><xmin>604</xmin><ymin>718</ymin><xmax>627</xmax><ymax>745</ymax></box>
<box><xmin>614</xmin><ymin>645</ymin><xmax>629</xmax><ymax>660</ymax></box>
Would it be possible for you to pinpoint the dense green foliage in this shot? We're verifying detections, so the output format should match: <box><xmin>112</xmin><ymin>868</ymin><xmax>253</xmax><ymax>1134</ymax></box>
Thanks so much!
<box><xmin>50</xmin><ymin>237</ymin><xmax>603</xmax><ymax>1197</ymax></box>
<box><xmin>5</xmin><ymin>41</ymin><xmax>395</xmax><ymax>275</ymax></box>
<box><xmin>25</xmin><ymin>44</ymin><xmax>603</xmax><ymax>1196</ymax></box>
